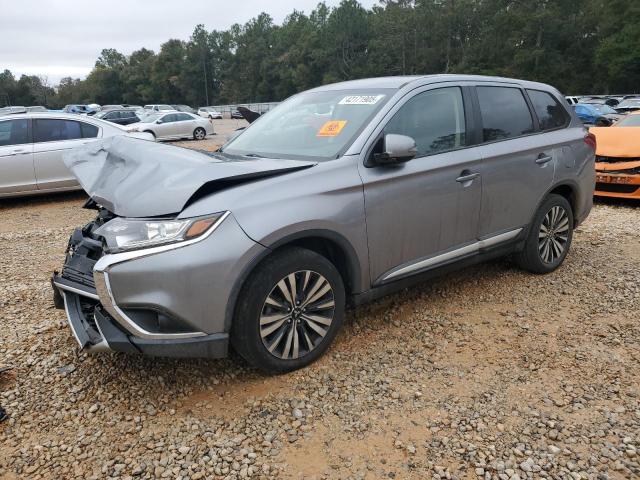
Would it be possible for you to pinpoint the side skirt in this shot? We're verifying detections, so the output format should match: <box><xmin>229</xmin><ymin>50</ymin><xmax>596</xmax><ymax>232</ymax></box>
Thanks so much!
<box><xmin>351</xmin><ymin>234</ymin><xmax>525</xmax><ymax>307</ymax></box>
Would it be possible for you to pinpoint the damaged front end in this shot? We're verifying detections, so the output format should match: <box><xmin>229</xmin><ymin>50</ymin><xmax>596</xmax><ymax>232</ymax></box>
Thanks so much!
<box><xmin>51</xmin><ymin>200</ymin><xmax>233</xmax><ymax>358</ymax></box>
<box><xmin>594</xmin><ymin>157</ymin><xmax>640</xmax><ymax>199</ymax></box>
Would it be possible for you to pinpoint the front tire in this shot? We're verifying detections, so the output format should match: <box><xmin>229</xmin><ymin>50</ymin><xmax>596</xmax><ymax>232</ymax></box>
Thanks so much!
<box><xmin>516</xmin><ymin>194</ymin><xmax>574</xmax><ymax>274</ymax></box>
<box><xmin>193</xmin><ymin>127</ymin><xmax>206</xmax><ymax>140</ymax></box>
<box><xmin>231</xmin><ymin>247</ymin><xmax>345</xmax><ymax>374</ymax></box>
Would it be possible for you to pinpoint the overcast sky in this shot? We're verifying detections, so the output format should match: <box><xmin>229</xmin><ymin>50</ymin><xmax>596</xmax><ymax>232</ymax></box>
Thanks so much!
<box><xmin>2</xmin><ymin>0</ymin><xmax>378</xmax><ymax>85</ymax></box>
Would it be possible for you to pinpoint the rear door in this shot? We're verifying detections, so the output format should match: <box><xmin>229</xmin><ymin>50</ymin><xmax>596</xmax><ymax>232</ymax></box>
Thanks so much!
<box><xmin>0</xmin><ymin>118</ymin><xmax>36</xmax><ymax>194</ymax></box>
<box><xmin>473</xmin><ymin>85</ymin><xmax>557</xmax><ymax>237</ymax></box>
<box><xmin>175</xmin><ymin>113</ymin><xmax>196</xmax><ymax>136</ymax></box>
<box><xmin>33</xmin><ymin>118</ymin><xmax>100</xmax><ymax>190</ymax></box>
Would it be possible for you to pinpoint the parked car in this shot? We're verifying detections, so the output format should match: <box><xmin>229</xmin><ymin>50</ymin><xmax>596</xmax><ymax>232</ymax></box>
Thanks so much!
<box><xmin>198</xmin><ymin>107</ymin><xmax>223</xmax><ymax>119</ymax></box>
<box><xmin>0</xmin><ymin>112</ymin><xmax>153</xmax><ymax>198</ymax></box>
<box><xmin>230</xmin><ymin>109</ymin><xmax>244</xmax><ymax>119</ymax></box>
<box><xmin>101</xmin><ymin>105</ymin><xmax>124</xmax><ymax>111</ymax></box>
<box><xmin>127</xmin><ymin>111</ymin><xmax>213</xmax><ymax>140</ymax></box>
<box><xmin>171</xmin><ymin>104</ymin><xmax>196</xmax><ymax>114</ymax></box>
<box><xmin>143</xmin><ymin>104</ymin><xmax>174</xmax><ymax>112</ymax></box>
<box><xmin>0</xmin><ymin>106</ymin><xmax>27</xmax><ymax>114</ymax></box>
<box><xmin>63</xmin><ymin>104</ymin><xmax>97</xmax><ymax>114</ymax></box>
<box><xmin>591</xmin><ymin>111</ymin><xmax>640</xmax><ymax>200</ymax></box>
<box><xmin>615</xmin><ymin>98</ymin><xmax>640</xmax><ymax>114</ymax></box>
<box><xmin>52</xmin><ymin>75</ymin><xmax>595</xmax><ymax>373</ymax></box>
<box><xmin>94</xmin><ymin>109</ymin><xmax>140</xmax><ymax>126</ymax></box>
<box><xmin>573</xmin><ymin>103</ymin><xmax>623</xmax><ymax>126</ymax></box>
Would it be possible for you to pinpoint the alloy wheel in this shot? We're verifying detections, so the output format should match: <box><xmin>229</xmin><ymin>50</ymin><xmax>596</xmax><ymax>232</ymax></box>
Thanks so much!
<box><xmin>259</xmin><ymin>270</ymin><xmax>335</xmax><ymax>360</ymax></box>
<box><xmin>538</xmin><ymin>205</ymin><xmax>569</xmax><ymax>264</ymax></box>
<box><xmin>195</xmin><ymin>128</ymin><xmax>206</xmax><ymax>140</ymax></box>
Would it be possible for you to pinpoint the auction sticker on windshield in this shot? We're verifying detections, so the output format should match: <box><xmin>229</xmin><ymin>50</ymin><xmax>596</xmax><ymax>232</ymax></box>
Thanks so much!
<box><xmin>317</xmin><ymin>120</ymin><xmax>347</xmax><ymax>137</ymax></box>
<box><xmin>338</xmin><ymin>95</ymin><xmax>385</xmax><ymax>105</ymax></box>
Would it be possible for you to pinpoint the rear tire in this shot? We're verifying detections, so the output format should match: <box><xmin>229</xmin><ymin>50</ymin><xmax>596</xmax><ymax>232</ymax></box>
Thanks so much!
<box><xmin>231</xmin><ymin>247</ymin><xmax>345</xmax><ymax>374</ymax></box>
<box><xmin>193</xmin><ymin>127</ymin><xmax>206</xmax><ymax>140</ymax></box>
<box><xmin>516</xmin><ymin>194</ymin><xmax>574</xmax><ymax>274</ymax></box>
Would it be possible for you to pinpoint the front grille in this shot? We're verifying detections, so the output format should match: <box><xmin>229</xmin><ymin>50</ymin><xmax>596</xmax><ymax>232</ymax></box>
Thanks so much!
<box><xmin>595</xmin><ymin>183</ymin><xmax>639</xmax><ymax>194</ymax></box>
<box><xmin>596</xmin><ymin>156</ymin><xmax>640</xmax><ymax>163</ymax></box>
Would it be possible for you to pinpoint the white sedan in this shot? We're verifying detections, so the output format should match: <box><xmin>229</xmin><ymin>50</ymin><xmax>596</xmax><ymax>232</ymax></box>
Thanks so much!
<box><xmin>0</xmin><ymin>112</ymin><xmax>153</xmax><ymax>198</ymax></box>
<box><xmin>197</xmin><ymin>107</ymin><xmax>223</xmax><ymax>119</ymax></box>
<box><xmin>129</xmin><ymin>112</ymin><xmax>214</xmax><ymax>141</ymax></box>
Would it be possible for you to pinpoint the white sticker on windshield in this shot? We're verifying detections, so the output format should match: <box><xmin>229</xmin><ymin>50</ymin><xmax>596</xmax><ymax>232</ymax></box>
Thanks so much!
<box><xmin>338</xmin><ymin>94</ymin><xmax>385</xmax><ymax>105</ymax></box>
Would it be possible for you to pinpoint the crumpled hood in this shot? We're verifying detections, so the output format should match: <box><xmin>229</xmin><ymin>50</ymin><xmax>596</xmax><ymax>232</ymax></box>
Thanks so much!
<box><xmin>591</xmin><ymin>126</ymin><xmax>640</xmax><ymax>158</ymax></box>
<box><xmin>63</xmin><ymin>136</ymin><xmax>316</xmax><ymax>217</ymax></box>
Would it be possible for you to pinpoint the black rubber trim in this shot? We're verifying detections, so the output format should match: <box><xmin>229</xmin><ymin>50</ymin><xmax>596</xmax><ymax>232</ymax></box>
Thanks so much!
<box><xmin>130</xmin><ymin>333</ymin><xmax>229</xmax><ymax>358</ymax></box>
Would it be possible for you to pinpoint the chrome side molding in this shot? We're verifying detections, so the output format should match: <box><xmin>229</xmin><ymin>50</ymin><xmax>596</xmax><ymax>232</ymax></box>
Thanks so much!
<box><xmin>379</xmin><ymin>228</ymin><xmax>523</xmax><ymax>283</ymax></box>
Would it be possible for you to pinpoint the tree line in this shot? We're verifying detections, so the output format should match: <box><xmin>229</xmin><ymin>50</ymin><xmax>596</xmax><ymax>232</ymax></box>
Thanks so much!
<box><xmin>1</xmin><ymin>0</ymin><xmax>639</xmax><ymax>109</ymax></box>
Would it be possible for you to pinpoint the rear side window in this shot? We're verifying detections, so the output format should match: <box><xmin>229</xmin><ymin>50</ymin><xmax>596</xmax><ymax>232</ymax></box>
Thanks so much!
<box><xmin>477</xmin><ymin>87</ymin><xmax>534</xmax><ymax>142</ymax></box>
<box><xmin>384</xmin><ymin>87</ymin><xmax>466</xmax><ymax>157</ymax></box>
<box><xmin>176</xmin><ymin>113</ymin><xmax>193</xmax><ymax>121</ymax></box>
<box><xmin>527</xmin><ymin>90</ymin><xmax>569</xmax><ymax>130</ymax></box>
<box><xmin>80</xmin><ymin>122</ymin><xmax>99</xmax><ymax>138</ymax></box>
<box><xmin>0</xmin><ymin>119</ymin><xmax>30</xmax><ymax>146</ymax></box>
<box><xmin>34</xmin><ymin>119</ymin><xmax>83</xmax><ymax>142</ymax></box>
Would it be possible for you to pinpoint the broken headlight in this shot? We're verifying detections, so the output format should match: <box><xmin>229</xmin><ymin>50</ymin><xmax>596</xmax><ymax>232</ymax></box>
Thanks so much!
<box><xmin>94</xmin><ymin>213</ymin><xmax>226</xmax><ymax>253</ymax></box>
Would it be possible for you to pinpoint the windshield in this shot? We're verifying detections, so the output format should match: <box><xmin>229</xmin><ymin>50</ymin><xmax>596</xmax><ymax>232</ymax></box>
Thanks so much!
<box><xmin>222</xmin><ymin>89</ymin><xmax>394</xmax><ymax>160</ymax></box>
<box><xmin>615</xmin><ymin>115</ymin><xmax>640</xmax><ymax>127</ymax></box>
<box><xmin>590</xmin><ymin>104</ymin><xmax>617</xmax><ymax>114</ymax></box>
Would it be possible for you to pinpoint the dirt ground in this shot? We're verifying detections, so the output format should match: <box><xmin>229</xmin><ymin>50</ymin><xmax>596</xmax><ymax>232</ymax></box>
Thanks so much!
<box><xmin>0</xmin><ymin>138</ymin><xmax>639</xmax><ymax>479</ymax></box>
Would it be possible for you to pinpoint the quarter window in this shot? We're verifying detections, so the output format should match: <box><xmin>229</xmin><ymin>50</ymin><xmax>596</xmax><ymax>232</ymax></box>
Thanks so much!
<box><xmin>527</xmin><ymin>89</ymin><xmax>569</xmax><ymax>130</ymax></box>
<box><xmin>384</xmin><ymin>87</ymin><xmax>466</xmax><ymax>157</ymax></box>
<box><xmin>80</xmin><ymin>122</ymin><xmax>99</xmax><ymax>138</ymax></box>
<box><xmin>0</xmin><ymin>119</ymin><xmax>30</xmax><ymax>146</ymax></box>
<box><xmin>477</xmin><ymin>87</ymin><xmax>534</xmax><ymax>142</ymax></box>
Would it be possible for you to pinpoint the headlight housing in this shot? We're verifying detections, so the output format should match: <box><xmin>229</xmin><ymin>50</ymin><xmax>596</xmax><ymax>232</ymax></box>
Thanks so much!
<box><xmin>95</xmin><ymin>213</ymin><xmax>226</xmax><ymax>253</ymax></box>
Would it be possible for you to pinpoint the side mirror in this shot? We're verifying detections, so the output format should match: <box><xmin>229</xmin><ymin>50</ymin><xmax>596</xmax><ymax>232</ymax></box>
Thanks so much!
<box><xmin>368</xmin><ymin>134</ymin><xmax>417</xmax><ymax>167</ymax></box>
<box><xmin>156</xmin><ymin>119</ymin><xmax>163</xmax><ymax>124</ymax></box>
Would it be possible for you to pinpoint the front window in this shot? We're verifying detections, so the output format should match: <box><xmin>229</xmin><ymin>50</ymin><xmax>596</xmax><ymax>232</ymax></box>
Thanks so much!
<box><xmin>222</xmin><ymin>89</ymin><xmax>394</xmax><ymax>160</ymax></box>
<box><xmin>0</xmin><ymin>119</ymin><xmax>29</xmax><ymax>146</ymax></box>
<box><xmin>384</xmin><ymin>87</ymin><xmax>466</xmax><ymax>157</ymax></box>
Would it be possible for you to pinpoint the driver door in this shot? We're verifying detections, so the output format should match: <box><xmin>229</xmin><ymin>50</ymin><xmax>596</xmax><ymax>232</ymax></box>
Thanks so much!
<box><xmin>357</xmin><ymin>85</ymin><xmax>483</xmax><ymax>285</ymax></box>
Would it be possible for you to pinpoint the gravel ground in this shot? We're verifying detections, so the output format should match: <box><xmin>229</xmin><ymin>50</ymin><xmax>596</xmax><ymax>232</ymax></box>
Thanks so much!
<box><xmin>0</xmin><ymin>158</ymin><xmax>639</xmax><ymax>479</ymax></box>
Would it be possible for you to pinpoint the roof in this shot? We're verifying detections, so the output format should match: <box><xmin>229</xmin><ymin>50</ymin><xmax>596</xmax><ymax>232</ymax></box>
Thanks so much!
<box><xmin>308</xmin><ymin>74</ymin><xmax>555</xmax><ymax>92</ymax></box>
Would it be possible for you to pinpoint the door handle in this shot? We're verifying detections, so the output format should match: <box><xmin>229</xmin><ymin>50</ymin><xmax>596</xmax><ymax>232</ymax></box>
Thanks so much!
<box><xmin>456</xmin><ymin>172</ymin><xmax>480</xmax><ymax>183</ymax></box>
<box><xmin>536</xmin><ymin>154</ymin><xmax>553</xmax><ymax>165</ymax></box>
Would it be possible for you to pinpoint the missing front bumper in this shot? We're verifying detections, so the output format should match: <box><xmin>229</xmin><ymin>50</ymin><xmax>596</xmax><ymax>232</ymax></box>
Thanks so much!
<box><xmin>52</xmin><ymin>275</ymin><xmax>229</xmax><ymax>359</ymax></box>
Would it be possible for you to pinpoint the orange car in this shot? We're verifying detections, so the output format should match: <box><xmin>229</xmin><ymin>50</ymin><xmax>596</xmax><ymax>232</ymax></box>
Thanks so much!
<box><xmin>591</xmin><ymin>111</ymin><xmax>640</xmax><ymax>199</ymax></box>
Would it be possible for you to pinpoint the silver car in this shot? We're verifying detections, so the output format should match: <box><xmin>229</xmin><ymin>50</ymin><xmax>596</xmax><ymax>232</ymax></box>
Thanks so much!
<box><xmin>128</xmin><ymin>111</ymin><xmax>214</xmax><ymax>140</ymax></box>
<box><xmin>53</xmin><ymin>75</ymin><xmax>595</xmax><ymax>373</ymax></box>
<box><xmin>0</xmin><ymin>112</ymin><xmax>153</xmax><ymax>198</ymax></box>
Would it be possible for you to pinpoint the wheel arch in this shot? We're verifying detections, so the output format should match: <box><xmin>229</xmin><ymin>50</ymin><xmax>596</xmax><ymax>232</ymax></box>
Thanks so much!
<box><xmin>224</xmin><ymin>229</ymin><xmax>363</xmax><ymax>332</ymax></box>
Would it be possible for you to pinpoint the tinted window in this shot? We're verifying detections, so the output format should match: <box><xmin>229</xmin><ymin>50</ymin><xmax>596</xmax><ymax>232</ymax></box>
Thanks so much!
<box><xmin>384</xmin><ymin>87</ymin><xmax>466</xmax><ymax>157</ymax></box>
<box><xmin>162</xmin><ymin>114</ymin><xmax>178</xmax><ymax>123</ymax></box>
<box><xmin>176</xmin><ymin>113</ymin><xmax>192</xmax><ymax>121</ymax></box>
<box><xmin>477</xmin><ymin>87</ymin><xmax>534</xmax><ymax>142</ymax></box>
<box><xmin>527</xmin><ymin>89</ymin><xmax>569</xmax><ymax>130</ymax></box>
<box><xmin>80</xmin><ymin>122</ymin><xmax>99</xmax><ymax>138</ymax></box>
<box><xmin>34</xmin><ymin>119</ymin><xmax>83</xmax><ymax>142</ymax></box>
<box><xmin>0</xmin><ymin>119</ymin><xmax>30</xmax><ymax>146</ymax></box>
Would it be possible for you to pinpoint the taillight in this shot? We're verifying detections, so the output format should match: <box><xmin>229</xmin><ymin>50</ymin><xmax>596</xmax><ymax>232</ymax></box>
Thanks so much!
<box><xmin>584</xmin><ymin>132</ymin><xmax>596</xmax><ymax>150</ymax></box>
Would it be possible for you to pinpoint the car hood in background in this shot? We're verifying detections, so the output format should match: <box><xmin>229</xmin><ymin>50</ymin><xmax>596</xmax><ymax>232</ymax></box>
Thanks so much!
<box><xmin>591</xmin><ymin>127</ymin><xmax>640</xmax><ymax>158</ymax></box>
<box><xmin>63</xmin><ymin>136</ymin><xmax>316</xmax><ymax>217</ymax></box>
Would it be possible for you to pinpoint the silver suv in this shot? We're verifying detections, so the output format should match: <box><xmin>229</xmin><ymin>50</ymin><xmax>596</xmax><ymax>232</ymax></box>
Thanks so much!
<box><xmin>53</xmin><ymin>75</ymin><xmax>595</xmax><ymax>373</ymax></box>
